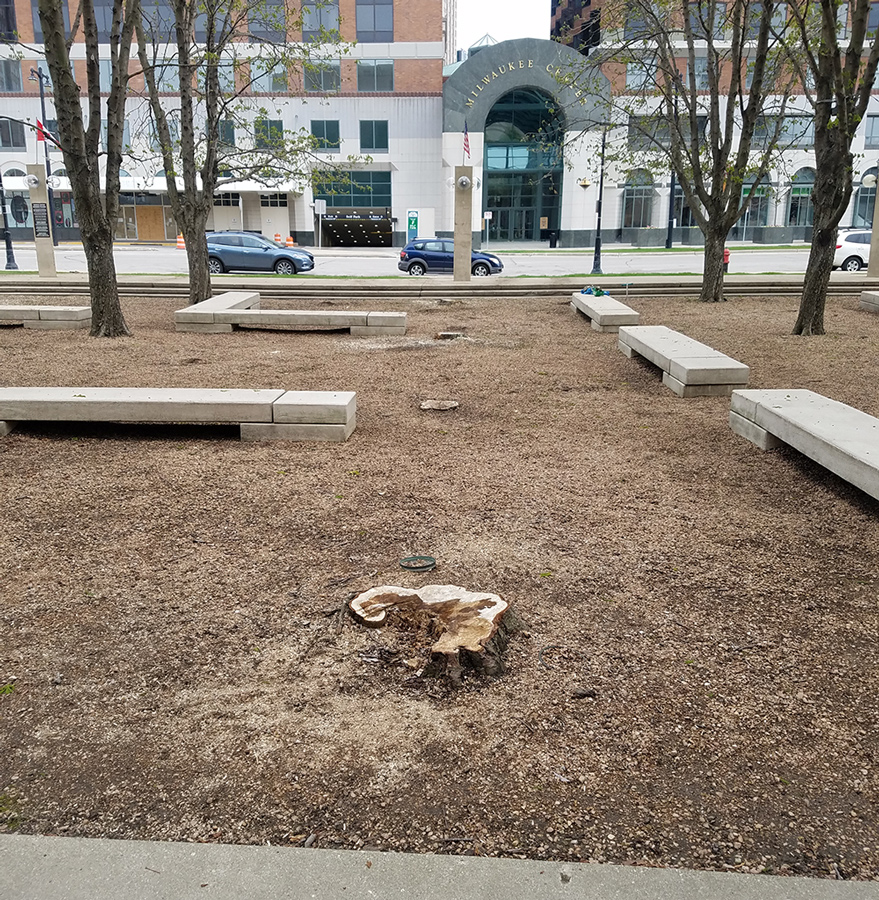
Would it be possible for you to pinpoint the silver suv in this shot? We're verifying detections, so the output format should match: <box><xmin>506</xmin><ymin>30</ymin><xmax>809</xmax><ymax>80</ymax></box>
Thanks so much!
<box><xmin>833</xmin><ymin>230</ymin><xmax>871</xmax><ymax>272</ymax></box>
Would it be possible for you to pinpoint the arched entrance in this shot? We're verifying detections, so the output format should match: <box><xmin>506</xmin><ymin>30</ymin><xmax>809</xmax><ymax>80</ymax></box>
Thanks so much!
<box><xmin>483</xmin><ymin>89</ymin><xmax>564</xmax><ymax>242</ymax></box>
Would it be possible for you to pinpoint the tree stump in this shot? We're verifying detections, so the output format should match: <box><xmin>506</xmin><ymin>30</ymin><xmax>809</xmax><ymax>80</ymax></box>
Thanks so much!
<box><xmin>348</xmin><ymin>584</ymin><xmax>513</xmax><ymax>687</ymax></box>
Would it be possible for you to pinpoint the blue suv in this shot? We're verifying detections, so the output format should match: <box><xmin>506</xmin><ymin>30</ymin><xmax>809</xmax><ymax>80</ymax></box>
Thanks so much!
<box><xmin>207</xmin><ymin>231</ymin><xmax>315</xmax><ymax>275</ymax></box>
<box><xmin>398</xmin><ymin>238</ymin><xmax>503</xmax><ymax>276</ymax></box>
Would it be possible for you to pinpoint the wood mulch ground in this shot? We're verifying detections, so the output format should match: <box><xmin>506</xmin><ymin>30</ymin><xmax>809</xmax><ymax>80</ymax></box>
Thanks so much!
<box><xmin>1</xmin><ymin>287</ymin><xmax>877</xmax><ymax>881</ymax></box>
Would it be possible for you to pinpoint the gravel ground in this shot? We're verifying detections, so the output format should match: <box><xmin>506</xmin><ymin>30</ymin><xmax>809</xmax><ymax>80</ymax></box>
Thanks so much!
<box><xmin>1</xmin><ymin>288</ymin><xmax>878</xmax><ymax>881</ymax></box>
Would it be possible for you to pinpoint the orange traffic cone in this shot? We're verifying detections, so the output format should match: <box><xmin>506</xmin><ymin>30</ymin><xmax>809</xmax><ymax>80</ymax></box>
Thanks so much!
<box><xmin>285</xmin><ymin>235</ymin><xmax>295</xmax><ymax>247</ymax></box>
<box><xmin>274</xmin><ymin>232</ymin><xmax>282</xmax><ymax>244</ymax></box>
<box><xmin>176</xmin><ymin>233</ymin><xmax>185</xmax><ymax>249</ymax></box>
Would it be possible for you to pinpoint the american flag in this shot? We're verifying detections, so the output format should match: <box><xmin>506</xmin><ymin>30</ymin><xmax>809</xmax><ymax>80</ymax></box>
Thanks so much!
<box><xmin>463</xmin><ymin>121</ymin><xmax>470</xmax><ymax>160</ymax></box>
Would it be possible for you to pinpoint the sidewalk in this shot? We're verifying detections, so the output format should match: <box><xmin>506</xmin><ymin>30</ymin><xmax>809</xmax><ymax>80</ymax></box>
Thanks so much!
<box><xmin>1</xmin><ymin>835</ymin><xmax>876</xmax><ymax>900</ymax></box>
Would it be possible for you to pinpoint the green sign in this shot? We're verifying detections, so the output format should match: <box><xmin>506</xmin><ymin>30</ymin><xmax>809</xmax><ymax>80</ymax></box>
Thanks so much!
<box><xmin>407</xmin><ymin>210</ymin><xmax>418</xmax><ymax>240</ymax></box>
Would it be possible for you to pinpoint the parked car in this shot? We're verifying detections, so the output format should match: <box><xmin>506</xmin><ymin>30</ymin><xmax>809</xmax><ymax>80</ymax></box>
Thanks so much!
<box><xmin>832</xmin><ymin>230</ymin><xmax>871</xmax><ymax>271</ymax></box>
<box><xmin>206</xmin><ymin>231</ymin><xmax>314</xmax><ymax>275</ymax></box>
<box><xmin>398</xmin><ymin>238</ymin><xmax>503</xmax><ymax>276</ymax></box>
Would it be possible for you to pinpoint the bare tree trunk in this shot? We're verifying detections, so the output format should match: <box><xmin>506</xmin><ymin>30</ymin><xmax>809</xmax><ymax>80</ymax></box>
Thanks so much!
<box><xmin>794</xmin><ymin>220</ymin><xmax>835</xmax><ymax>335</ymax></box>
<box><xmin>701</xmin><ymin>227</ymin><xmax>726</xmax><ymax>303</ymax></box>
<box><xmin>181</xmin><ymin>216</ymin><xmax>212</xmax><ymax>305</ymax></box>
<box><xmin>83</xmin><ymin>223</ymin><xmax>130</xmax><ymax>337</ymax></box>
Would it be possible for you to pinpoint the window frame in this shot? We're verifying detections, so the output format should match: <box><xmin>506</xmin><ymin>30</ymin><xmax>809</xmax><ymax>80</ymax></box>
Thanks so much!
<box><xmin>359</xmin><ymin>119</ymin><xmax>388</xmax><ymax>152</ymax></box>
<box><xmin>356</xmin><ymin>0</ymin><xmax>394</xmax><ymax>42</ymax></box>
<box><xmin>356</xmin><ymin>58</ymin><xmax>393</xmax><ymax>92</ymax></box>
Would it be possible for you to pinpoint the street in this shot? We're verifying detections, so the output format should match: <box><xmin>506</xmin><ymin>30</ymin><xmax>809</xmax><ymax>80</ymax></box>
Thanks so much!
<box><xmin>0</xmin><ymin>242</ymin><xmax>826</xmax><ymax>277</ymax></box>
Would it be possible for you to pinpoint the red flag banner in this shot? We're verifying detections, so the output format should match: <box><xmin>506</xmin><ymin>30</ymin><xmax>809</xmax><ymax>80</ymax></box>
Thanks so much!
<box><xmin>463</xmin><ymin>121</ymin><xmax>470</xmax><ymax>160</ymax></box>
<box><xmin>36</xmin><ymin>120</ymin><xmax>45</xmax><ymax>142</ymax></box>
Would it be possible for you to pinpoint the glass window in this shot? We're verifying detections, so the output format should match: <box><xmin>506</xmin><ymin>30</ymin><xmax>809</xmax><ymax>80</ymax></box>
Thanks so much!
<box><xmin>99</xmin><ymin>59</ymin><xmax>113</xmax><ymax>93</ymax></box>
<box><xmin>101</xmin><ymin>119</ymin><xmax>131</xmax><ymax>150</ymax></box>
<box><xmin>624</xmin><ymin>7</ymin><xmax>652</xmax><ymax>39</ymax></box>
<box><xmin>360</xmin><ymin>120</ymin><xmax>388</xmax><ymax>152</ymax></box>
<box><xmin>853</xmin><ymin>168</ymin><xmax>876</xmax><ymax>227</ymax></box>
<box><xmin>218</xmin><ymin>120</ymin><xmax>235</xmax><ymax>146</ymax></box>
<box><xmin>313</xmin><ymin>170</ymin><xmax>392</xmax><ymax>207</ymax></box>
<box><xmin>255</xmin><ymin>117</ymin><xmax>283</xmax><ymax>149</ymax></box>
<box><xmin>688</xmin><ymin>2</ymin><xmax>727</xmax><ymax>40</ymax></box>
<box><xmin>43</xmin><ymin>118</ymin><xmax>61</xmax><ymax>143</ymax></box>
<box><xmin>836</xmin><ymin>2</ymin><xmax>849</xmax><ymax>38</ymax></box>
<box><xmin>745</xmin><ymin>1</ymin><xmax>787</xmax><ymax>38</ymax></box>
<box><xmin>303</xmin><ymin>0</ymin><xmax>340</xmax><ymax>39</ymax></box>
<box><xmin>869</xmin><ymin>1</ymin><xmax>879</xmax><ymax>37</ymax></box>
<box><xmin>782</xmin><ymin>115</ymin><xmax>814</xmax><ymax>147</ymax></box>
<box><xmin>673</xmin><ymin>184</ymin><xmax>698</xmax><ymax>228</ymax></box>
<box><xmin>242</xmin><ymin>234</ymin><xmax>269</xmax><ymax>248</ymax></box>
<box><xmin>0</xmin><ymin>58</ymin><xmax>21</xmax><ymax>92</ymax></box>
<box><xmin>311</xmin><ymin>120</ymin><xmax>340</xmax><ymax>150</ymax></box>
<box><xmin>867</xmin><ymin>116</ymin><xmax>879</xmax><ymax>148</ymax></box>
<box><xmin>149</xmin><ymin>59</ymin><xmax>178</xmax><ymax>93</ymax></box>
<box><xmin>622</xmin><ymin>170</ymin><xmax>654</xmax><ymax>228</ymax></box>
<box><xmin>305</xmin><ymin>60</ymin><xmax>341</xmax><ymax>92</ymax></box>
<box><xmin>249</xmin><ymin>0</ymin><xmax>287</xmax><ymax>40</ymax></box>
<box><xmin>688</xmin><ymin>57</ymin><xmax>709</xmax><ymax>90</ymax></box>
<box><xmin>357</xmin><ymin>59</ymin><xmax>393</xmax><ymax>92</ymax></box>
<box><xmin>787</xmin><ymin>168</ymin><xmax>814</xmax><ymax>227</ymax></box>
<box><xmin>31</xmin><ymin>0</ymin><xmax>69</xmax><ymax>42</ymax></box>
<box><xmin>0</xmin><ymin>0</ymin><xmax>16</xmax><ymax>39</ymax></box>
<box><xmin>213</xmin><ymin>193</ymin><xmax>240</xmax><ymax>207</ymax></box>
<box><xmin>150</xmin><ymin>118</ymin><xmax>179</xmax><ymax>151</ymax></box>
<box><xmin>260</xmin><ymin>193</ymin><xmax>288</xmax><ymax>207</ymax></box>
<box><xmin>139</xmin><ymin>1</ymin><xmax>175</xmax><ymax>37</ymax></box>
<box><xmin>626</xmin><ymin>62</ymin><xmax>654</xmax><ymax>91</ymax></box>
<box><xmin>0</xmin><ymin>118</ymin><xmax>25</xmax><ymax>148</ymax></box>
<box><xmin>356</xmin><ymin>0</ymin><xmax>393</xmax><ymax>42</ymax></box>
<box><xmin>199</xmin><ymin>61</ymin><xmax>237</xmax><ymax>94</ymax></box>
<box><xmin>740</xmin><ymin>180</ymin><xmax>770</xmax><ymax>229</ymax></box>
<box><xmin>251</xmin><ymin>59</ymin><xmax>287</xmax><ymax>94</ymax></box>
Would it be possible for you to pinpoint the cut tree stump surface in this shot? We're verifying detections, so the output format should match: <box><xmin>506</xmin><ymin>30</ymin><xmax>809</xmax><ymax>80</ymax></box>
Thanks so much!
<box><xmin>349</xmin><ymin>584</ymin><xmax>511</xmax><ymax>683</ymax></box>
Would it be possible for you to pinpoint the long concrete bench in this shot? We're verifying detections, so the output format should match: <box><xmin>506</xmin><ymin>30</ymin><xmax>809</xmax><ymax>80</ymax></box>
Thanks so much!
<box><xmin>175</xmin><ymin>291</ymin><xmax>406</xmax><ymax>336</ymax></box>
<box><xmin>860</xmin><ymin>290</ymin><xmax>879</xmax><ymax>314</ymax></box>
<box><xmin>730</xmin><ymin>389</ymin><xmax>879</xmax><ymax>501</ymax></box>
<box><xmin>0</xmin><ymin>387</ymin><xmax>356</xmax><ymax>442</ymax></box>
<box><xmin>570</xmin><ymin>292</ymin><xmax>640</xmax><ymax>332</ymax></box>
<box><xmin>618</xmin><ymin>325</ymin><xmax>750</xmax><ymax>397</ymax></box>
<box><xmin>0</xmin><ymin>305</ymin><xmax>91</xmax><ymax>330</ymax></box>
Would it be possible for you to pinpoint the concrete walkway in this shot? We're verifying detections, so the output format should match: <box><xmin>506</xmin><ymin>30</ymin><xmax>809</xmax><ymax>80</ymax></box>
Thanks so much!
<box><xmin>1</xmin><ymin>835</ymin><xmax>876</xmax><ymax>900</ymax></box>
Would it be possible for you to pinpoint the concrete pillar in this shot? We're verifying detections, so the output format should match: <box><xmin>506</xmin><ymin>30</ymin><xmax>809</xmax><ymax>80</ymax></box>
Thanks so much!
<box><xmin>26</xmin><ymin>164</ymin><xmax>56</xmax><ymax>277</ymax></box>
<box><xmin>453</xmin><ymin>165</ymin><xmax>473</xmax><ymax>282</ymax></box>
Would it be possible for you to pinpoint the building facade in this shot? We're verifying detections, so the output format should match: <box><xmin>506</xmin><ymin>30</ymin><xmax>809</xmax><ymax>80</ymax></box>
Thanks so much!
<box><xmin>3</xmin><ymin>0</ymin><xmax>879</xmax><ymax>248</ymax></box>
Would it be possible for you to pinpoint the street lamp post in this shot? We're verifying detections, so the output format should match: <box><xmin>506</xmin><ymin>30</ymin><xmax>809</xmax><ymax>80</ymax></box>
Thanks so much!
<box><xmin>28</xmin><ymin>66</ymin><xmax>58</xmax><ymax>246</ymax></box>
<box><xmin>0</xmin><ymin>168</ymin><xmax>18</xmax><ymax>269</ymax></box>
<box><xmin>591</xmin><ymin>127</ymin><xmax>607</xmax><ymax>276</ymax></box>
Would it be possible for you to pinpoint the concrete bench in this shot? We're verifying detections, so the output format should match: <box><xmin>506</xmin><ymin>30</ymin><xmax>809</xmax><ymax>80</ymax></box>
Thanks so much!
<box><xmin>618</xmin><ymin>325</ymin><xmax>750</xmax><ymax>397</ymax></box>
<box><xmin>570</xmin><ymin>293</ymin><xmax>640</xmax><ymax>332</ymax></box>
<box><xmin>0</xmin><ymin>305</ymin><xmax>91</xmax><ymax>330</ymax></box>
<box><xmin>860</xmin><ymin>290</ymin><xmax>879</xmax><ymax>314</ymax></box>
<box><xmin>175</xmin><ymin>291</ymin><xmax>406</xmax><ymax>336</ymax></box>
<box><xmin>0</xmin><ymin>387</ymin><xmax>356</xmax><ymax>443</ymax></box>
<box><xmin>730</xmin><ymin>389</ymin><xmax>879</xmax><ymax>501</ymax></box>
